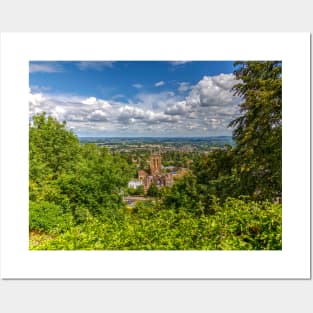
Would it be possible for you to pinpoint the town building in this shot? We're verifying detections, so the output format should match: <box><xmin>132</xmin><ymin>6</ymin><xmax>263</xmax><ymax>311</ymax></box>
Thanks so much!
<box><xmin>128</xmin><ymin>180</ymin><xmax>143</xmax><ymax>189</ymax></box>
<box><xmin>137</xmin><ymin>152</ymin><xmax>175</xmax><ymax>193</ymax></box>
<box><xmin>128</xmin><ymin>151</ymin><xmax>190</xmax><ymax>194</ymax></box>
<box><xmin>149</xmin><ymin>152</ymin><xmax>161</xmax><ymax>175</ymax></box>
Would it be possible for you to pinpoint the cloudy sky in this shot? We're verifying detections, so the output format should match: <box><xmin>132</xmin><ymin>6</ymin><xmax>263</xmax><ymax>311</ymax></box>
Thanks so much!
<box><xmin>29</xmin><ymin>61</ymin><xmax>242</xmax><ymax>137</ymax></box>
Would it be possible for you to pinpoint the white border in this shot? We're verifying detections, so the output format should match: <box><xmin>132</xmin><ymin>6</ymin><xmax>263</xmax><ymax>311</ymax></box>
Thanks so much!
<box><xmin>0</xmin><ymin>33</ymin><xmax>310</xmax><ymax>279</ymax></box>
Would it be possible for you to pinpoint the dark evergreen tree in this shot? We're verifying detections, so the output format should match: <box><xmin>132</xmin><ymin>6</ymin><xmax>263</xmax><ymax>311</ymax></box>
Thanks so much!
<box><xmin>229</xmin><ymin>61</ymin><xmax>282</xmax><ymax>200</ymax></box>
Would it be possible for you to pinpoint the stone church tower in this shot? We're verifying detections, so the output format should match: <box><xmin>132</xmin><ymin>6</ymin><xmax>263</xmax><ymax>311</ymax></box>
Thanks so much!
<box><xmin>150</xmin><ymin>152</ymin><xmax>161</xmax><ymax>175</ymax></box>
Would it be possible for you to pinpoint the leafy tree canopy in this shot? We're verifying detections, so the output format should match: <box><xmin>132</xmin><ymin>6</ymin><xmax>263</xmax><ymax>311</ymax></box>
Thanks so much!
<box><xmin>229</xmin><ymin>61</ymin><xmax>282</xmax><ymax>200</ymax></box>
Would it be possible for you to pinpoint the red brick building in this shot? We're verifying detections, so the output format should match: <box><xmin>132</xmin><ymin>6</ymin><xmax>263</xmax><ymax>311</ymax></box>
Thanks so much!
<box><xmin>138</xmin><ymin>152</ymin><xmax>174</xmax><ymax>193</ymax></box>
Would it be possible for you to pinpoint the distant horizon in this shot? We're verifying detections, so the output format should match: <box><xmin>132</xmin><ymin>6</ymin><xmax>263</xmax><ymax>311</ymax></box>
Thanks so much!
<box><xmin>78</xmin><ymin>135</ymin><xmax>233</xmax><ymax>138</ymax></box>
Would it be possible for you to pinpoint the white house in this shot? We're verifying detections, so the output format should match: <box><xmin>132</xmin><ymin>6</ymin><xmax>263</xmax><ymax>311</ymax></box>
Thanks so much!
<box><xmin>128</xmin><ymin>180</ymin><xmax>143</xmax><ymax>189</ymax></box>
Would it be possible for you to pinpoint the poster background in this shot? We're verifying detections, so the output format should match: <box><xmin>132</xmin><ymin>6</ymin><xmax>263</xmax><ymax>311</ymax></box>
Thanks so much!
<box><xmin>0</xmin><ymin>32</ymin><xmax>310</xmax><ymax>279</ymax></box>
<box><xmin>0</xmin><ymin>1</ymin><xmax>312</xmax><ymax>312</ymax></box>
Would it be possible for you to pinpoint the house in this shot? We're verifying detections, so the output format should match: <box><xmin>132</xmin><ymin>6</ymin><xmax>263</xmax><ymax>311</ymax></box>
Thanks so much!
<box><xmin>128</xmin><ymin>180</ymin><xmax>143</xmax><ymax>189</ymax></box>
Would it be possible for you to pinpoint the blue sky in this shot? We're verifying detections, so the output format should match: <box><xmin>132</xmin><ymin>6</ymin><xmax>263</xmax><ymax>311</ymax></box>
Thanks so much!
<box><xmin>29</xmin><ymin>61</ymin><xmax>241</xmax><ymax>137</ymax></box>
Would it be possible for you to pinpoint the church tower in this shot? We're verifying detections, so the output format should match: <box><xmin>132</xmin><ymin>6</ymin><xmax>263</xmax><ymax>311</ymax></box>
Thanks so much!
<box><xmin>150</xmin><ymin>152</ymin><xmax>161</xmax><ymax>176</ymax></box>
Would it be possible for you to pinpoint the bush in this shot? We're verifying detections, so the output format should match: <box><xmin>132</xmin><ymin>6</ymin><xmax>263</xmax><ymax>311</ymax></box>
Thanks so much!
<box><xmin>29</xmin><ymin>200</ymin><xmax>73</xmax><ymax>233</ymax></box>
<box><xmin>30</xmin><ymin>198</ymin><xmax>282</xmax><ymax>250</ymax></box>
<box><xmin>209</xmin><ymin>198</ymin><xmax>282</xmax><ymax>250</ymax></box>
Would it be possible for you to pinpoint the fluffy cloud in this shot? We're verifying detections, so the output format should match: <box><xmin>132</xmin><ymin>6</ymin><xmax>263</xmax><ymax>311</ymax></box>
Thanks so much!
<box><xmin>29</xmin><ymin>91</ymin><xmax>45</xmax><ymax>107</ymax></box>
<box><xmin>187</xmin><ymin>74</ymin><xmax>239</xmax><ymax>108</ymax></box>
<box><xmin>29</xmin><ymin>92</ymin><xmax>113</xmax><ymax>124</ymax></box>
<box><xmin>88</xmin><ymin>109</ymin><xmax>108</xmax><ymax>122</ymax></box>
<box><xmin>29</xmin><ymin>91</ymin><xmax>46</xmax><ymax>118</ymax></box>
<box><xmin>118</xmin><ymin>105</ymin><xmax>145</xmax><ymax>121</ymax></box>
<box><xmin>155</xmin><ymin>81</ymin><xmax>165</xmax><ymax>87</ymax></box>
<box><xmin>136</xmin><ymin>91</ymin><xmax>178</xmax><ymax>110</ymax></box>
<box><xmin>118</xmin><ymin>105</ymin><xmax>177</xmax><ymax>124</ymax></box>
<box><xmin>82</xmin><ymin>97</ymin><xmax>112</xmax><ymax>111</ymax></box>
<box><xmin>29</xmin><ymin>73</ymin><xmax>241</xmax><ymax>136</ymax></box>
<box><xmin>165</xmin><ymin>74</ymin><xmax>241</xmax><ymax>134</ymax></box>
<box><xmin>82</xmin><ymin>97</ymin><xmax>97</xmax><ymax>105</ymax></box>
<box><xmin>165</xmin><ymin>101</ymin><xmax>190</xmax><ymax>116</ymax></box>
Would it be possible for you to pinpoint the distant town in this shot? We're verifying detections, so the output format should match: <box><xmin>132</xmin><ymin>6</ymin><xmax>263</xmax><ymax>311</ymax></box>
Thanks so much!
<box><xmin>79</xmin><ymin>136</ymin><xmax>234</xmax><ymax>206</ymax></box>
<box><xmin>79</xmin><ymin>136</ymin><xmax>234</xmax><ymax>153</ymax></box>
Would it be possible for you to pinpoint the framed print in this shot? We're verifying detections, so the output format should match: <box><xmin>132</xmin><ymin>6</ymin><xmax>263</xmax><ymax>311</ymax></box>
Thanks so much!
<box><xmin>0</xmin><ymin>32</ymin><xmax>310</xmax><ymax>279</ymax></box>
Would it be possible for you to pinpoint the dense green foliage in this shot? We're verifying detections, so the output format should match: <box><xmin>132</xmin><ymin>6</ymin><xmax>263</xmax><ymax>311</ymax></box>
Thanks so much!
<box><xmin>147</xmin><ymin>183</ymin><xmax>160</xmax><ymax>197</ymax></box>
<box><xmin>230</xmin><ymin>61</ymin><xmax>282</xmax><ymax>200</ymax></box>
<box><xmin>161</xmin><ymin>151</ymin><xmax>200</xmax><ymax>167</ymax></box>
<box><xmin>127</xmin><ymin>185</ymin><xmax>145</xmax><ymax>196</ymax></box>
<box><xmin>29</xmin><ymin>61</ymin><xmax>282</xmax><ymax>250</ymax></box>
<box><xmin>30</xmin><ymin>114</ymin><xmax>81</xmax><ymax>180</ymax></box>
<box><xmin>29</xmin><ymin>200</ymin><xmax>73</xmax><ymax>233</ymax></box>
<box><xmin>31</xmin><ymin>198</ymin><xmax>281</xmax><ymax>250</ymax></box>
<box><xmin>30</xmin><ymin>114</ymin><xmax>133</xmax><ymax>227</ymax></box>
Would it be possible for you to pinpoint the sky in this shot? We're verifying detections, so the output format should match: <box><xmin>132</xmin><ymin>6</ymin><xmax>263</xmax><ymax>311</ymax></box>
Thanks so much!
<box><xmin>29</xmin><ymin>61</ymin><xmax>242</xmax><ymax>137</ymax></box>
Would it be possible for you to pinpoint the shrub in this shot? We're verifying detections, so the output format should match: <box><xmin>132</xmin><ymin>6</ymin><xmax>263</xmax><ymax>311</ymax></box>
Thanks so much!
<box><xmin>30</xmin><ymin>198</ymin><xmax>282</xmax><ymax>250</ymax></box>
<box><xmin>29</xmin><ymin>200</ymin><xmax>73</xmax><ymax>233</ymax></box>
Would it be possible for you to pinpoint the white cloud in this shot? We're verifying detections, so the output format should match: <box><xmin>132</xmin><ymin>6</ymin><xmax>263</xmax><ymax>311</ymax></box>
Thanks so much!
<box><xmin>88</xmin><ymin>109</ymin><xmax>108</xmax><ymax>122</ymax></box>
<box><xmin>55</xmin><ymin>106</ymin><xmax>66</xmax><ymax>114</ymax></box>
<box><xmin>155</xmin><ymin>81</ymin><xmax>165</xmax><ymax>87</ymax></box>
<box><xmin>29</xmin><ymin>92</ymin><xmax>45</xmax><ymax>107</ymax></box>
<box><xmin>29</xmin><ymin>92</ymin><xmax>114</xmax><ymax>128</ymax></box>
<box><xmin>98</xmin><ymin>100</ymin><xmax>112</xmax><ymax>111</ymax></box>
<box><xmin>165</xmin><ymin>101</ymin><xmax>190</xmax><ymax>116</ymax></box>
<box><xmin>28</xmin><ymin>73</ymin><xmax>241</xmax><ymax>136</ymax></box>
<box><xmin>186</xmin><ymin>74</ymin><xmax>240</xmax><ymax>108</ymax></box>
<box><xmin>29</xmin><ymin>91</ymin><xmax>46</xmax><ymax>118</ymax></box>
<box><xmin>178</xmin><ymin>82</ymin><xmax>192</xmax><ymax>93</ymax></box>
<box><xmin>132</xmin><ymin>83</ymin><xmax>144</xmax><ymax>89</ymax></box>
<box><xmin>118</xmin><ymin>105</ymin><xmax>177</xmax><ymax>124</ymax></box>
<box><xmin>76</xmin><ymin>61</ymin><xmax>115</xmax><ymax>71</ymax></box>
<box><xmin>82</xmin><ymin>97</ymin><xmax>112</xmax><ymax>111</ymax></box>
<box><xmin>82</xmin><ymin>97</ymin><xmax>97</xmax><ymax>105</ymax></box>
<box><xmin>29</xmin><ymin>63</ymin><xmax>63</xmax><ymax>73</ymax></box>
<box><xmin>164</xmin><ymin>74</ymin><xmax>241</xmax><ymax>134</ymax></box>
<box><xmin>118</xmin><ymin>105</ymin><xmax>145</xmax><ymax>120</ymax></box>
<box><xmin>136</xmin><ymin>91</ymin><xmax>179</xmax><ymax>111</ymax></box>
